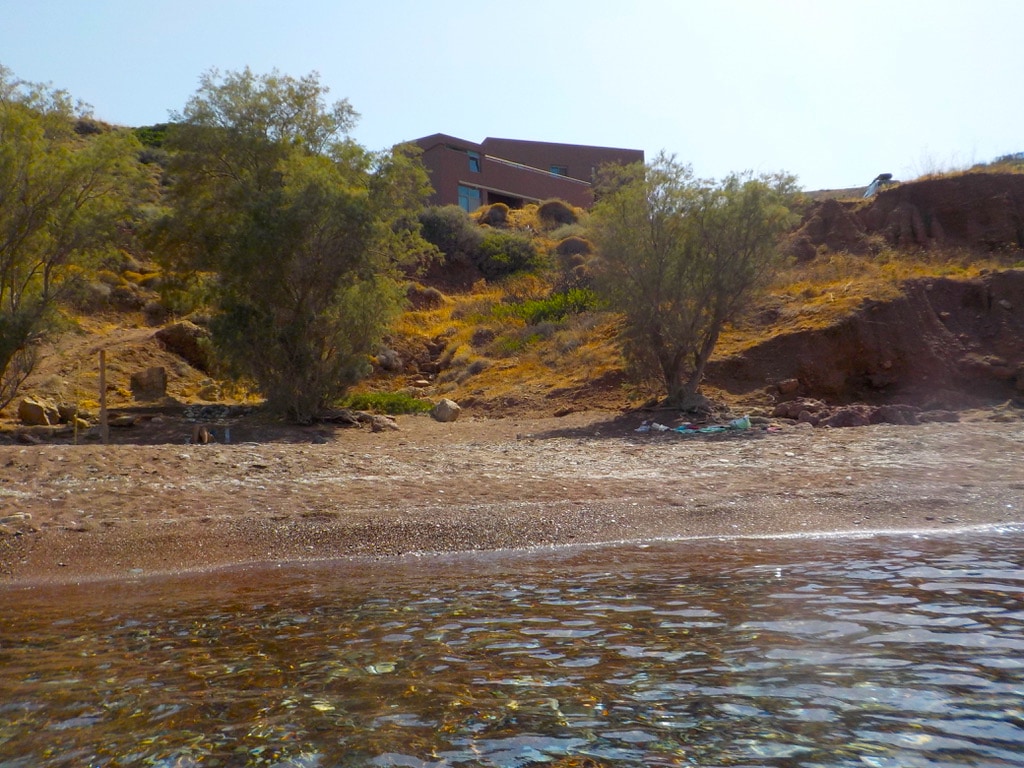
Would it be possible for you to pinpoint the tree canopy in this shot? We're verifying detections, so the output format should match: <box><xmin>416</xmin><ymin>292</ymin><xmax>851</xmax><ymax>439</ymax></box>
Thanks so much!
<box><xmin>157</xmin><ymin>68</ymin><xmax>431</xmax><ymax>422</ymax></box>
<box><xmin>0</xmin><ymin>65</ymin><xmax>146</xmax><ymax>408</ymax></box>
<box><xmin>589</xmin><ymin>153</ymin><xmax>797</xmax><ymax>407</ymax></box>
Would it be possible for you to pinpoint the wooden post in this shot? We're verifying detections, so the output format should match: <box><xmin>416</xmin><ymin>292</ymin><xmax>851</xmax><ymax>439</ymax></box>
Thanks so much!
<box><xmin>99</xmin><ymin>350</ymin><xmax>109</xmax><ymax>444</ymax></box>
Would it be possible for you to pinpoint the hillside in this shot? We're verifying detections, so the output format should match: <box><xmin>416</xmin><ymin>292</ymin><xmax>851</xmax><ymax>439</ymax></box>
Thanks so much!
<box><xmin>3</xmin><ymin>172</ymin><xmax>1024</xmax><ymax>444</ymax></box>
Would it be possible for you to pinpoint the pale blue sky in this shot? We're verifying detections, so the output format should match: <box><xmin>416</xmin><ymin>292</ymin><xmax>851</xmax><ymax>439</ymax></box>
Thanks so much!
<box><xmin>2</xmin><ymin>0</ymin><xmax>1021</xmax><ymax>190</ymax></box>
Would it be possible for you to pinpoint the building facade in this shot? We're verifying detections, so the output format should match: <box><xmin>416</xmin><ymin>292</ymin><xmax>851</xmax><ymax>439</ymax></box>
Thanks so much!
<box><xmin>413</xmin><ymin>134</ymin><xmax>644</xmax><ymax>212</ymax></box>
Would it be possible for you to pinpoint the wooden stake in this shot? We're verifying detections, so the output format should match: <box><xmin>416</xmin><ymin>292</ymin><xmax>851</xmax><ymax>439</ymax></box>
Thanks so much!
<box><xmin>99</xmin><ymin>350</ymin><xmax>109</xmax><ymax>444</ymax></box>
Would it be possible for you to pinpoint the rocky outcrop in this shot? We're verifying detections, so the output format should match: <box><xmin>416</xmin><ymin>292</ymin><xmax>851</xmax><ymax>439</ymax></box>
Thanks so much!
<box><xmin>154</xmin><ymin>321</ymin><xmax>212</xmax><ymax>373</ymax></box>
<box><xmin>793</xmin><ymin>173</ymin><xmax>1024</xmax><ymax>254</ymax></box>
<box><xmin>709</xmin><ymin>270</ymin><xmax>1024</xmax><ymax>408</ymax></box>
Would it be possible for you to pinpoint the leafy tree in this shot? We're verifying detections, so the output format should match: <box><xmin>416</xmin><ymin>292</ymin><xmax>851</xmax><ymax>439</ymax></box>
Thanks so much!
<box><xmin>0</xmin><ymin>65</ymin><xmax>146</xmax><ymax>408</ymax></box>
<box><xmin>589</xmin><ymin>153</ymin><xmax>797</xmax><ymax>407</ymax></box>
<box><xmin>157</xmin><ymin>68</ymin><xmax>431</xmax><ymax>422</ymax></box>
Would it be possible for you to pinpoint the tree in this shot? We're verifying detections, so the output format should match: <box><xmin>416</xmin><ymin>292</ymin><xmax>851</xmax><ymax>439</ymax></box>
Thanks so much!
<box><xmin>0</xmin><ymin>66</ymin><xmax>146</xmax><ymax>408</ymax></box>
<box><xmin>589</xmin><ymin>153</ymin><xmax>797</xmax><ymax>408</ymax></box>
<box><xmin>157</xmin><ymin>68</ymin><xmax>431</xmax><ymax>422</ymax></box>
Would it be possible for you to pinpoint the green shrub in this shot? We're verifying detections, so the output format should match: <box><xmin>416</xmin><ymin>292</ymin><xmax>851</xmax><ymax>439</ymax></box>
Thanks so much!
<box><xmin>474</xmin><ymin>231</ymin><xmax>543</xmax><ymax>280</ymax></box>
<box><xmin>548</xmin><ymin>222</ymin><xmax>588</xmax><ymax>241</ymax></box>
<box><xmin>538</xmin><ymin>199</ymin><xmax>578</xmax><ymax>228</ymax></box>
<box><xmin>494</xmin><ymin>331</ymin><xmax>545</xmax><ymax>357</ymax></box>
<box><xmin>133</xmin><ymin>124</ymin><xmax>170</xmax><ymax>148</ymax></box>
<box><xmin>492</xmin><ymin>287</ymin><xmax>601</xmax><ymax>325</ymax></box>
<box><xmin>340</xmin><ymin>391</ymin><xmax>433</xmax><ymax>414</ymax></box>
<box><xmin>418</xmin><ymin>205</ymin><xmax>485</xmax><ymax>267</ymax></box>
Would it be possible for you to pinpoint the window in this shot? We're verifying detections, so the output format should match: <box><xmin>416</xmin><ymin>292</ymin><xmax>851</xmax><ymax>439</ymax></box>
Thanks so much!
<box><xmin>550</xmin><ymin>165</ymin><xmax>568</xmax><ymax>176</ymax></box>
<box><xmin>468</xmin><ymin>151</ymin><xmax>481</xmax><ymax>173</ymax></box>
<box><xmin>458</xmin><ymin>184</ymin><xmax>481</xmax><ymax>212</ymax></box>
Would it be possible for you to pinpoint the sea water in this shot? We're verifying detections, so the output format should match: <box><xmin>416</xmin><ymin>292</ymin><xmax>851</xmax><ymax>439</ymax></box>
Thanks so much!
<box><xmin>2</xmin><ymin>528</ymin><xmax>1024</xmax><ymax>767</ymax></box>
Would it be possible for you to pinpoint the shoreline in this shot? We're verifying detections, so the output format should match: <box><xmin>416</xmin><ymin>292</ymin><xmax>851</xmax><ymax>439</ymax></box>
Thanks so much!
<box><xmin>2</xmin><ymin>411</ymin><xmax>1023</xmax><ymax>587</ymax></box>
<box><xmin>5</xmin><ymin>519</ymin><xmax>1023</xmax><ymax>593</ymax></box>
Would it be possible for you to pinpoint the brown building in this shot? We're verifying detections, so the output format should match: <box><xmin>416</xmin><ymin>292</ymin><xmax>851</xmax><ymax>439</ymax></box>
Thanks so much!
<box><xmin>413</xmin><ymin>134</ymin><xmax>644</xmax><ymax>212</ymax></box>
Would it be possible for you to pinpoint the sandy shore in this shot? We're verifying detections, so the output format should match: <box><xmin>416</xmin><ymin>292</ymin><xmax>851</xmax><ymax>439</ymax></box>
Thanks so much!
<box><xmin>2</xmin><ymin>410</ymin><xmax>1023</xmax><ymax>586</ymax></box>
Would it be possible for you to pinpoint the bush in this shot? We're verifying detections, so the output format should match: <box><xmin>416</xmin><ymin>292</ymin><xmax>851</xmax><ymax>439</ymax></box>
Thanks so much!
<box><xmin>406</xmin><ymin>282</ymin><xmax>446</xmax><ymax>310</ymax></box>
<box><xmin>340</xmin><ymin>391</ymin><xmax>433</xmax><ymax>414</ymax></box>
<box><xmin>418</xmin><ymin>205</ymin><xmax>484</xmax><ymax>267</ymax></box>
<box><xmin>548</xmin><ymin>222</ymin><xmax>588</xmax><ymax>241</ymax></box>
<box><xmin>555</xmin><ymin>235</ymin><xmax>593</xmax><ymax>258</ymax></box>
<box><xmin>538</xmin><ymin>199</ymin><xmax>578</xmax><ymax>228</ymax></box>
<box><xmin>493</xmin><ymin>287</ymin><xmax>601</xmax><ymax>325</ymax></box>
<box><xmin>479</xmin><ymin>202</ymin><xmax>509</xmax><ymax>227</ymax></box>
<box><xmin>474</xmin><ymin>231</ymin><xmax>543</xmax><ymax>280</ymax></box>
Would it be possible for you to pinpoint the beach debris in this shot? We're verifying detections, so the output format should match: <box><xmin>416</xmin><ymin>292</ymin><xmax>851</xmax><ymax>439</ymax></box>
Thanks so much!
<box><xmin>674</xmin><ymin>415</ymin><xmax>752</xmax><ymax>435</ymax></box>
<box><xmin>636</xmin><ymin>415</ymin><xmax>753</xmax><ymax>435</ymax></box>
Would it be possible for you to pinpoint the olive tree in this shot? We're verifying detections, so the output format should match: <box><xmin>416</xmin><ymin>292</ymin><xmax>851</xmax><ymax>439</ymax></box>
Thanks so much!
<box><xmin>589</xmin><ymin>153</ymin><xmax>796</xmax><ymax>407</ymax></box>
<box><xmin>0</xmin><ymin>66</ymin><xmax>146</xmax><ymax>408</ymax></box>
<box><xmin>157</xmin><ymin>68</ymin><xmax>431</xmax><ymax>422</ymax></box>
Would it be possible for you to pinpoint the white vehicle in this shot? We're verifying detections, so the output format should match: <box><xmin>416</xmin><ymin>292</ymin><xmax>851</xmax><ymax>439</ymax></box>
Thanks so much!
<box><xmin>864</xmin><ymin>172</ymin><xmax>894</xmax><ymax>197</ymax></box>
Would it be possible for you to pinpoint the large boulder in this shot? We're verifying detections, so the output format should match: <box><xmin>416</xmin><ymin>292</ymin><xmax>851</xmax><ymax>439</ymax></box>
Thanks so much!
<box><xmin>430</xmin><ymin>398</ymin><xmax>462</xmax><ymax>423</ymax></box>
<box><xmin>18</xmin><ymin>395</ymin><xmax>60</xmax><ymax>426</ymax></box>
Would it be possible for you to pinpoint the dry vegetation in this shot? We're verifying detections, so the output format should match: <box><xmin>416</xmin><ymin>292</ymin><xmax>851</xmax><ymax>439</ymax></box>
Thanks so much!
<box><xmin>6</xmin><ymin>165</ymin><xmax>1024</xmax><ymax>431</ymax></box>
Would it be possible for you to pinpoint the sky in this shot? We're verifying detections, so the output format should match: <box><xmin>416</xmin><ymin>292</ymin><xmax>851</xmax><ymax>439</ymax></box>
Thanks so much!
<box><xmin>2</xmin><ymin>0</ymin><xmax>1021</xmax><ymax>191</ymax></box>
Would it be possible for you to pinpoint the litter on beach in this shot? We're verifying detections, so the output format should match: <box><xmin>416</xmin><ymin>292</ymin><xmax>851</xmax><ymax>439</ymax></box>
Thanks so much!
<box><xmin>635</xmin><ymin>415</ymin><xmax>753</xmax><ymax>435</ymax></box>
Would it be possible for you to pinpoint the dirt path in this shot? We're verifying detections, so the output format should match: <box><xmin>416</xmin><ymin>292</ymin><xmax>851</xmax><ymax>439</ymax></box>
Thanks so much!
<box><xmin>2</xmin><ymin>411</ymin><xmax>1023</xmax><ymax>586</ymax></box>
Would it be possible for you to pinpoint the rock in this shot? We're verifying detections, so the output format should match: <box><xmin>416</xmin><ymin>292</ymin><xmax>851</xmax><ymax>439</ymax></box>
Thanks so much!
<box><xmin>155</xmin><ymin>321</ymin><xmax>212</xmax><ymax>372</ymax></box>
<box><xmin>430</xmin><ymin>398</ymin><xmax>462</xmax><ymax>423</ymax></box>
<box><xmin>376</xmin><ymin>348</ymin><xmax>403</xmax><ymax>373</ymax></box>
<box><xmin>130</xmin><ymin>366</ymin><xmax>167</xmax><ymax>400</ymax></box>
<box><xmin>57</xmin><ymin>403</ymin><xmax>80</xmax><ymax>423</ymax></box>
<box><xmin>822</xmin><ymin>406</ymin><xmax>871</xmax><ymax>428</ymax></box>
<box><xmin>771</xmin><ymin>397</ymin><xmax>826</xmax><ymax>420</ymax></box>
<box><xmin>197</xmin><ymin>382</ymin><xmax>221</xmax><ymax>401</ymax></box>
<box><xmin>918</xmin><ymin>409</ymin><xmax>960</xmax><ymax>423</ymax></box>
<box><xmin>777</xmin><ymin>378</ymin><xmax>800</xmax><ymax>395</ymax></box>
<box><xmin>796</xmin><ymin>410</ymin><xmax>818</xmax><ymax>425</ymax></box>
<box><xmin>870</xmin><ymin>404</ymin><xmax>921</xmax><ymax>426</ymax></box>
<box><xmin>191</xmin><ymin>424</ymin><xmax>211</xmax><ymax>444</ymax></box>
<box><xmin>18</xmin><ymin>395</ymin><xmax>59</xmax><ymax>426</ymax></box>
<box><xmin>369</xmin><ymin>415</ymin><xmax>400</xmax><ymax>432</ymax></box>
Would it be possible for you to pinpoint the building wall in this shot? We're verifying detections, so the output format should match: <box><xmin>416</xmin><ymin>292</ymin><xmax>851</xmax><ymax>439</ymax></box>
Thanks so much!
<box><xmin>481</xmin><ymin>137</ymin><xmax>644</xmax><ymax>183</ymax></box>
<box><xmin>414</xmin><ymin>133</ymin><xmax>644</xmax><ymax>211</ymax></box>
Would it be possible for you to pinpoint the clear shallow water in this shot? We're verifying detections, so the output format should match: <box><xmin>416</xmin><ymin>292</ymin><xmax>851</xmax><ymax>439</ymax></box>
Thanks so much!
<box><xmin>2</xmin><ymin>530</ymin><xmax>1024</xmax><ymax>767</ymax></box>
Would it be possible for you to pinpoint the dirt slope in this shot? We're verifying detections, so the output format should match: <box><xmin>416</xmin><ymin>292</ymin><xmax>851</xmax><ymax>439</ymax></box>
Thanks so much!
<box><xmin>709</xmin><ymin>269</ymin><xmax>1024</xmax><ymax>407</ymax></box>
